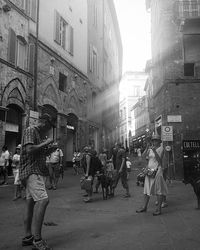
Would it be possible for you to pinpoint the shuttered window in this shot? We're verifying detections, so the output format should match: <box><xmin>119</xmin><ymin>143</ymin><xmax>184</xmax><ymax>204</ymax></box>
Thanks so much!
<box><xmin>8</xmin><ymin>28</ymin><xmax>16</xmax><ymax>65</ymax></box>
<box><xmin>30</xmin><ymin>0</ymin><xmax>37</xmax><ymax>21</ymax></box>
<box><xmin>54</xmin><ymin>10</ymin><xmax>74</xmax><ymax>55</ymax></box>
<box><xmin>29</xmin><ymin>44</ymin><xmax>35</xmax><ymax>74</ymax></box>
<box><xmin>89</xmin><ymin>44</ymin><xmax>99</xmax><ymax>77</ymax></box>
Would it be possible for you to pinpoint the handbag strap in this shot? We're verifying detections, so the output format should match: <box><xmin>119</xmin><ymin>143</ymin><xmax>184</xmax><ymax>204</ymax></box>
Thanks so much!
<box><xmin>152</xmin><ymin>147</ymin><xmax>162</xmax><ymax>166</ymax></box>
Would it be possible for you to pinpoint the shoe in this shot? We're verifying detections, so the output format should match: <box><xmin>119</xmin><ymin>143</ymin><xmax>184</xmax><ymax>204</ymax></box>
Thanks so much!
<box><xmin>82</xmin><ymin>193</ymin><xmax>88</xmax><ymax>197</ymax></box>
<box><xmin>52</xmin><ymin>186</ymin><xmax>57</xmax><ymax>190</ymax></box>
<box><xmin>93</xmin><ymin>190</ymin><xmax>98</xmax><ymax>193</ymax></box>
<box><xmin>3</xmin><ymin>182</ymin><xmax>8</xmax><ymax>185</ymax></box>
<box><xmin>13</xmin><ymin>196</ymin><xmax>21</xmax><ymax>201</ymax></box>
<box><xmin>153</xmin><ymin>210</ymin><xmax>161</xmax><ymax>216</ymax></box>
<box><xmin>83</xmin><ymin>197</ymin><xmax>92</xmax><ymax>203</ymax></box>
<box><xmin>47</xmin><ymin>186</ymin><xmax>52</xmax><ymax>190</ymax></box>
<box><xmin>32</xmin><ymin>239</ymin><xmax>52</xmax><ymax>250</ymax></box>
<box><xmin>136</xmin><ymin>208</ymin><xmax>147</xmax><ymax>213</ymax></box>
<box><xmin>123</xmin><ymin>193</ymin><xmax>131</xmax><ymax>198</ymax></box>
<box><xmin>161</xmin><ymin>202</ymin><xmax>168</xmax><ymax>208</ymax></box>
<box><xmin>22</xmin><ymin>235</ymin><xmax>34</xmax><ymax>246</ymax></box>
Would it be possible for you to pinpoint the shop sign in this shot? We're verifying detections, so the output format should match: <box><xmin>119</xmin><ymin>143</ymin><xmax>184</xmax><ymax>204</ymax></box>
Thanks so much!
<box><xmin>6</xmin><ymin>122</ymin><xmax>19</xmax><ymax>132</ymax></box>
<box><xmin>183</xmin><ymin>140</ymin><xmax>200</xmax><ymax>150</ymax></box>
<box><xmin>162</xmin><ymin>126</ymin><xmax>173</xmax><ymax>141</ymax></box>
<box><xmin>167</xmin><ymin>115</ymin><xmax>182</xmax><ymax>123</ymax></box>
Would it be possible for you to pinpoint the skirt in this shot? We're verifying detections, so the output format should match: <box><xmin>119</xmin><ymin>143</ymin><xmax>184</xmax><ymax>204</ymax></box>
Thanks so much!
<box><xmin>150</xmin><ymin>167</ymin><xmax>168</xmax><ymax>196</ymax></box>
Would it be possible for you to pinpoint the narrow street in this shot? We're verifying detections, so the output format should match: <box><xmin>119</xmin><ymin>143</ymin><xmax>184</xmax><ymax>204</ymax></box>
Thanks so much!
<box><xmin>0</xmin><ymin>163</ymin><xmax>200</xmax><ymax>250</ymax></box>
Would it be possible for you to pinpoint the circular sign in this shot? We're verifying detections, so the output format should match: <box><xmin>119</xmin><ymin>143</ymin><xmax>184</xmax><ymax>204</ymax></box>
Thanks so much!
<box><xmin>165</xmin><ymin>145</ymin><xmax>171</xmax><ymax>151</ymax></box>
<box><xmin>164</xmin><ymin>126</ymin><xmax>171</xmax><ymax>132</ymax></box>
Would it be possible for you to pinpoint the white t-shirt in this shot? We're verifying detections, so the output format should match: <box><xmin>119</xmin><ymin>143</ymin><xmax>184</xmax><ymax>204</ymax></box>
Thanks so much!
<box><xmin>49</xmin><ymin>148</ymin><xmax>63</xmax><ymax>163</ymax></box>
<box><xmin>0</xmin><ymin>150</ymin><xmax>10</xmax><ymax>167</ymax></box>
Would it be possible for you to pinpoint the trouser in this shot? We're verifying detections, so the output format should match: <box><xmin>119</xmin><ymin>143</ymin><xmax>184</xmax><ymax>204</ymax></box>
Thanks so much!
<box><xmin>113</xmin><ymin>171</ymin><xmax>129</xmax><ymax>190</ymax></box>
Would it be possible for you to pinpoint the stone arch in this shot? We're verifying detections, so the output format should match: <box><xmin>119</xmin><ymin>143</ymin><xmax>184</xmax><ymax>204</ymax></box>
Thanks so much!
<box><xmin>40</xmin><ymin>83</ymin><xmax>60</xmax><ymax>111</ymax></box>
<box><xmin>1</xmin><ymin>78</ymin><xmax>26</xmax><ymax>111</ymax></box>
<box><xmin>67</xmin><ymin>89</ymin><xmax>81</xmax><ymax>115</ymax></box>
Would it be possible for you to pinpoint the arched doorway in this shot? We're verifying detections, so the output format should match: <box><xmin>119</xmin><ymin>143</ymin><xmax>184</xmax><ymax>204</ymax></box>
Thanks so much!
<box><xmin>66</xmin><ymin>113</ymin><xmax>78</xmax><ymax>164</ymax></box>
<box><xmin>41</xmin><ymin>104</ymin><xmax>58</xmax><ymax>139</ymax></box>
<box><xmin>5</xmin><ymin>104</ymin><xmax>23</xmax><ymax>156</ymax></box>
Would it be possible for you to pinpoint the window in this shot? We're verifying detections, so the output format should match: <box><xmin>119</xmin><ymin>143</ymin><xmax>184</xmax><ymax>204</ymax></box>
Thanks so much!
<box><xmin>21</xmin><ymin>0</ymin><xmax>37</xmax><ymax>21</ymax></box>
<box><xmin>59</xmin><ymin>72</ymin><xmax>67</xmax><ymax>92</ymax></box>
<box><xmin>89</xmin><ymin>45</ymin><xmax>99</xmax><ymax>77</ymax></box>
<box><xmin>54</xmin><ymin>10</ymin><xmax>74</xmax><ymax>55</ymax></box>
<box><xmin>93</xmin><ymin>4</ymin><xmax>98</xmax><ymax>28</ymax></box>
<box><xmin>184</xmin><ymin>63</ymin><xmax>195</xmax><ymax>76</ymax></box>
<box><xmin>17</xmin><ymin>39</ymin><xmax>27</xmax><ymax>69</ymax></box>
<box><xmin>7</xmin><ymin>28</ymin><xmax>27</xmax><ymax>70</ymax></box>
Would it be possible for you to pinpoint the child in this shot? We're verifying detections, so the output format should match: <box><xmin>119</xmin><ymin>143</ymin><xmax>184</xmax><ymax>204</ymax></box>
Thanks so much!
<box><xmin>12</xmin><ymin>144</ymin><xmax>22</xmax><ymax>201</ymax></box>
<box><xmin>126</xmin><ymin>157</ymin><xmax>132</xmax><ymax>180</ymax></box>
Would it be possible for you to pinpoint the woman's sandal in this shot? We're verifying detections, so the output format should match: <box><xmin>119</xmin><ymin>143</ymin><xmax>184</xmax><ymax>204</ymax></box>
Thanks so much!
<box><xmin>153</xmin><ymin>210</ymin><xmax>161</xmax><ymax>216</ymax></box>
<box><xmin>136</xmin><ymin>208</ymin><xmax>147</xmax><ymax>213</ymax></box>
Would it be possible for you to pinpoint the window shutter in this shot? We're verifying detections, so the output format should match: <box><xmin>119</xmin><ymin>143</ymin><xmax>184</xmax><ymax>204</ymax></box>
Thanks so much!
<box><xmin>8</xmin><ymin>28</ymin><xmax>16</xmax><ymax>65</ymax></box>
<box><xmin>29</xmin><ymin>43</ymin><xmax>35</xmax><ymax>74</ymax></box>
<box><xmin>26</xmin><ymin>0</ymin><xmax>30</xmax><ymax>16</ymax></box>
<box><xmin>30</xmin><ymin>0</ymin><xmax>37</xmax><ymax>21</ymax></box>
<box><xmin>89</xmin><ymin>44</ymin><xmax>93</xmax><ymax>72</ymax></box>
<box><xmin>69</xmin><ymin>26</ymin><xmax>74</xmax><ymax>55</ymax></box>
<box><xmin>54</xmin><ymin>10</ymin><xmax>60</xmax><ymax>44</ymax></box>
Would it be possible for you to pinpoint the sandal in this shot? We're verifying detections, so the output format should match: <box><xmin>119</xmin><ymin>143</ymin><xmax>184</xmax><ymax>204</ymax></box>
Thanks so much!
<box><xmin>153</xmin><ymin>210</ymin><xmax>161</xmax><ymax>216</ymax></box>
<box><xmin>136</xmin><ymin>208</ymin><xmax>147</xmax><ymax>213</ymax></box>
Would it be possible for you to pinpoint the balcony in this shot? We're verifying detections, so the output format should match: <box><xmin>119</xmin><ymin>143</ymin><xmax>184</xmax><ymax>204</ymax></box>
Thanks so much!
<box><xmin>177</xmin><ymin>1</ymin><xmax>200</xmax><ymax>19</ymax></box>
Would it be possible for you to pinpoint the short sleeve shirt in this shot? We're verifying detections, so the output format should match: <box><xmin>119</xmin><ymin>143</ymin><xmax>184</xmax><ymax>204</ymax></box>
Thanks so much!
<box><xmin>49</xmin><ymin>148</ymin><xmax>63</xmax><ymax>163</ymax></box>
<box><xmin>116</xmin><ymin>148</ymin><xmax>126</xmax><ymax>171</ymax></box>
<box><xmin>19</xmin><ymin>126</ymin><xmax>49</xmax><ymax>181</ymax></box>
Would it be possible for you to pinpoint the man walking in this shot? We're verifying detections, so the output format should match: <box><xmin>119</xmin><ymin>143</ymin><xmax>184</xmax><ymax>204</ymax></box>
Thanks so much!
<box><xmin>19</xmin><ymin>113</ymin><xmax>54</xmax><ymax>250</ymax></box>
<box><xmin>47</xmin><ymin>142</ymin><xmax>63</xmax><ymax>190</ymax></box>
<box><xmin>112</xmin><ymin>142</ymin><xmax>131</xmax><ymax>198</ymax></box>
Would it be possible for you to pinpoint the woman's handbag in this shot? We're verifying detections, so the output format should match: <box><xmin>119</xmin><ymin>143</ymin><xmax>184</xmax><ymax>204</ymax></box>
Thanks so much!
<box><xmin>143</xmin><ymin>167</ymin><xmax>158</xmax><ymax>178</ymax></box>
<box><xmin>80</xmin><ymin>176</ymin><xmax>92</xmax><ymax>190</ymax></box>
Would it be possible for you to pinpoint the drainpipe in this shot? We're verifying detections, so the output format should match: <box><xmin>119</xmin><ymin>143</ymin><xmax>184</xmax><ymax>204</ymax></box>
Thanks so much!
<box><xmin>34</xmin><ymin>0</ymin><xmax>40</xmax><ymax>111</ymax></box>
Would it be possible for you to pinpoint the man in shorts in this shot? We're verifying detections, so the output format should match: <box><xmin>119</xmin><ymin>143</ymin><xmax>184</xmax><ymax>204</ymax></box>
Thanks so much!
<box><xmin>19</xmin><ymin>113</ymin><xmax>55</xmax><ymax>250</ymax></box>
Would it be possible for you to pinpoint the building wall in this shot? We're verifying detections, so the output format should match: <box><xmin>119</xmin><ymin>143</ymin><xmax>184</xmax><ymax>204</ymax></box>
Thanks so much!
<box><xmin>149</xmin><ymin>0</ymin><xmax>200</xmax><ymax>178</ymax></box>
<box><xmin>38</xmin><ymin>0</ymin><xmax>88</xmax><ymax>75</ymax></box>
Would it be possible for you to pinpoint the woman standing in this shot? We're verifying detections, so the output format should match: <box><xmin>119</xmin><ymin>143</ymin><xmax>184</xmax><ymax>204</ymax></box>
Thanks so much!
<box><xmin>12</xmin><ymin>144</ymin><xmax>22</xmax><ymax>200</ymax></box>
<box><xmin>136</xmin><ymin>134</ymin><xmax>168</xmax><ymax>216</ymax></box>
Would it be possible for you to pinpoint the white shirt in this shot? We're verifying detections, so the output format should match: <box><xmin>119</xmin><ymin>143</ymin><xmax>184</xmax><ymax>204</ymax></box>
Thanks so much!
<box><xmin>49</xmin><ymin>148</ymin><xmax>63</xmax><ymax>163</ymax></box>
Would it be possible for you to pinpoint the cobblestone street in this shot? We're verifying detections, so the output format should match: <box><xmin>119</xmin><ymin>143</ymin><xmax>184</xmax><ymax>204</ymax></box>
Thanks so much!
<box><xmin>0</xmin><ymin>165</ymin><xmax>200</xmax><ymax>250</ymax></box>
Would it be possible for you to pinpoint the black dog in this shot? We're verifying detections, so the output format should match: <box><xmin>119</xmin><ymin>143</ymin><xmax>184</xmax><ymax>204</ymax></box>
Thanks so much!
<box><xmin>98</xmin><ymin>173</ymin><xmax>114</xmax><ymax>200</ymax></box>
<box><xmin>183</xmin><ymin>177</ymin><xmax>200</xmax><ymax>209</ymax></box>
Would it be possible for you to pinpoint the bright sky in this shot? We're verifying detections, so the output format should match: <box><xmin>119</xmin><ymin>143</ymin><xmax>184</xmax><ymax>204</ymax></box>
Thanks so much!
<box><xmin>114</xmin><ymin>0</ymin><xmax>151</xmax><ymax>73</ymax></box>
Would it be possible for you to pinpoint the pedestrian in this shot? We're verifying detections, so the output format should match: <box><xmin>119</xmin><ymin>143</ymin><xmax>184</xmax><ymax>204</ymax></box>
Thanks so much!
<box><xmin>112</xmin><ymin>142</ymin><xmax>131</xmax><ymax>198</ymax></box>
<box><xmin>99</xmin><ymin>148</ymin><xmax>107</xmax><ymax>170</ymax></box>
<box><xmin>12</xmin><ymin>144</ymin><xmax>22</xmax><ymax>201</ymax></box>
<box><xmin>126</xmin><ymin>157</ymin><xmax>132</xmax><ymax>180</ymax></box>
<box><xmin>81</xmin><ymin>147</ymin><xmax>101</xmax><ymax>202</ymax></box>
<box><xmin>136</xmin><ymin>134</ymin><xmax>168</xmax><ymax>216</ymax></box>
<box><xmin>111</xmin><ymin>143</ymin><xmax>118</xmax><ymax>169</ymax></box>
<box><xmin>47</xmin><ymin>142</ymin><xmax>63</xmax><ymax>190</ymax></box>
<box><xmin>0</xmin><ymin>145</ymin><xmax>10</xmax><ymax>185</ymax></box>
<box><xmin>19</xmin><ymin>113</ymin><xmax>54</xmax><ymax>250</ymax></box>
<box><xmin>72</xmin><ymin>149</ymin><xmax>81</xmax><ymax>175</ymax></box>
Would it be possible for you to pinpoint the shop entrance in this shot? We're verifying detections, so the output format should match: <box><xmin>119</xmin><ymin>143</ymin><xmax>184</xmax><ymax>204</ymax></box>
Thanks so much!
<box><xmin>183</xmin><ymin>140</ymin><xmax>200</xmax><ymax>181</ymax></box>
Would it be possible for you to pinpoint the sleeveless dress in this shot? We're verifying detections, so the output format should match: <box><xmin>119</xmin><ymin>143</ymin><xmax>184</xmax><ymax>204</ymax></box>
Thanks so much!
<box><xmin>143</xmin><ymin>145</ymin><xmax>168</xmax><ymax>196</ymax></box>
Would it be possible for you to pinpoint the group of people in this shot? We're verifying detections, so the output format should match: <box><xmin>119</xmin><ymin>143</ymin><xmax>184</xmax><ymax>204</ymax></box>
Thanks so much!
<box><xmin>80</xmin><ymin>142</ymin><xmax>131</xmax><ymax>203</ymax></box>
<box><xmin>0</xmin><ymin>109</ymin><xmax>169</xmax><ymax>250</ymax></box>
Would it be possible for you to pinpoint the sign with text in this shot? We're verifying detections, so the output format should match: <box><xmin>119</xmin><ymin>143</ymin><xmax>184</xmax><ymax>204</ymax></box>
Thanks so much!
<box><xmin>167</xmin><ymin>115</ymin><xmax>182</xmax><ymax>123</ymax></box>
<box><xmin>162</xmin><ymin>126</ymin><xmax>173</xmax><ymax>141</ymax></box>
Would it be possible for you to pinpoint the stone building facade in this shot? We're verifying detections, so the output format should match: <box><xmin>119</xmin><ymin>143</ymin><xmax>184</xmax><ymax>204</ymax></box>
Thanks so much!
<box><xmin>0</xmin><ymin>0</ymin><xmax>122</xmax><ymax>164</ymax></box>
<box><xmin>146</xmin><ymin>0</ymin><xmax>200</xmax><ymax>178</ymax></box>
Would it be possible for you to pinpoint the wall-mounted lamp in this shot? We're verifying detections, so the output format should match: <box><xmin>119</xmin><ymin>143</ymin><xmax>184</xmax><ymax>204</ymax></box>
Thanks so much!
<box><xmin>2</xmin><ymin>4</ymin><xmax>11</xmax><ymax>12</ymax></box>
<box><xmin>50</xmin><ymin>57</ymin><xmax>55</xmax><ymax>64</ymax></box>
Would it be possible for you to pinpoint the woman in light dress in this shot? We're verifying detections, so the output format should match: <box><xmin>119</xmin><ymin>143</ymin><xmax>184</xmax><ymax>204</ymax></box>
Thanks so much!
<box><xmin>12</xmin><ymin>144</ymin><xmax>22</xmax><ymax>200</ymax></box>
<box><xmin>136</xmin><ymin>134</ymin><xmax>168</xmax><ymax>216</ymax></box>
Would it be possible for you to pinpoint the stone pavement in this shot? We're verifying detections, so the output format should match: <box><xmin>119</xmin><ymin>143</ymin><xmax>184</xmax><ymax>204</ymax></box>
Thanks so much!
<box><xmin>0</xmin><ymin>164</ymin><xmax>200</xmax><ymax>250</ymax></box>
